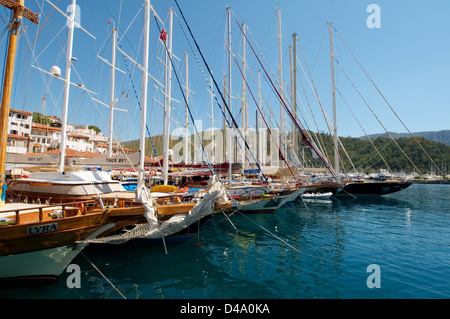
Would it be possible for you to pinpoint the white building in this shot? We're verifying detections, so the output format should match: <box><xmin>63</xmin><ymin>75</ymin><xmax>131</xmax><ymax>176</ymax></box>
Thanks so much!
<box><xmin>7</xmin><ymin>108</ymin><xmax>33</xmax><ymax>154</ymax></box>
<box><xmin>30</xmin><ymin>122</ymin><xmax>61</xmax><ymax>153</ymax></box>
<box><xmin>30</xmin><ymin>122</ymin><xmax>105</xmax><ymax>153</ymax></box>
<box><xmin>8</xmin><ymin>109</ymin><xmax>119</xmax><ymax>155</ymax></box>
<box><xmin>64</xmin><ymin>132</ymin><xmax>94</xmax><ymax>152</ymax></box>
<box><xmin>70</xmin><ymin>124</ymin><xmax>108</xmax><ymax>144</ymax></box>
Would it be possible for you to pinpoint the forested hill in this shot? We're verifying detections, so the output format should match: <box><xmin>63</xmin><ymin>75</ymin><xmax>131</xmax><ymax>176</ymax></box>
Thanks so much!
<box><xmin>122</xmin><ymin>133</ymin><xmax>450</xmax><ymax>175</ymax></box>
<box><xmin>362</xmin><ymin>130</ymin><xmax>450</xmax><ymax>146</ymax></box>
<box><xmin>310</xmin><ymin>134</ymin><xmax>450</xmax><ymax>175</ymax></box>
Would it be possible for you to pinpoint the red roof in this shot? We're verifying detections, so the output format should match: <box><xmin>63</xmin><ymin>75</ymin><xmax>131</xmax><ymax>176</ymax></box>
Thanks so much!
<box><xmin>8</xmin><ymin>134</ymin><xmax>31</xmax><ymax>140</ymax></box>
<box><xmin>10</xmin><ymin>108</ymin><xmax>32</xmax><ymax>116</ymax></box>
<box><xmin>31</xmin><ymin>123</ymin><xmax>61</xmax><ymax>132</ymax></box>
<box><xmin>68</xmin><ymin>133</ymin><xmax>90</xmax><ymax>139</ymax></box>
<box><xmin>145</xmin><ymin>156</ymin><xmax>158</xmax><ymax>163</ymax></box>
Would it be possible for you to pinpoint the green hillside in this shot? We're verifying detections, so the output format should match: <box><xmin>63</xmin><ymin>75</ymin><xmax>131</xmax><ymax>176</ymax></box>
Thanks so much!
<box><xmin>306</xmin><ymin>134</ymin><xmax>450</xmax><ymax>175</ymax></box>
<box><xmin>362</xmin><ymin>130</ymin><xmax>450</xmax><ymax>146</ymax></box>
<box><xmin>122</xmin><ymin>132</ymin><xmax>450</xmax><ymax>175</ymax></box>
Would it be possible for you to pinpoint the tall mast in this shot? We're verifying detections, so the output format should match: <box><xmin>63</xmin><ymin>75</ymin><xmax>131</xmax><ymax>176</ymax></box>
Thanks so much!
<box><xmin>222</xmin><ymin>74</ymin><xmax>226</xmax><ymax>165</ymax></box>
<box><xmin>0</xmin><ymin>0</ymin><xmax>38</xmax><ymax>207</ymax></box>
<box><xmin>139</xmin><ymin>0</ymin><xmax>150</xmax><ymax>177</ymax></box>
<box><xmin>59</xmin><ymin>0</ymin><xmax>77</xmax><ymax>173</ymax></box>
<box><xmin>162</xmin><ymin>7</ymin><xmax>173</xmax><ymax>185</ymax></box>
<box><xmin>108</xmin><ymin>27</ymin><xmax>117</xmax><ymax>157</ymax></box>
<box><xmin>269</xmin><ymin>105</ymin><xmax>273</xmax><ymax>166</ymax></box>
<box><xmin>254</xmin><ymin>117</ymin><xmax>258</xmax><ymax>167</ymax></box>
<box><xmin>277</xmin><ymin>7</ymin><xmax>284</xmax><ymax>167</ymax></box>
<box><xmin>241</xmin><ymin>21</ymin><xmax>246</xmax><ymax>174</ymax></box>
<box><xmin>328</xmin><ymin>22</ymin><xmax>339</xmax><ymax>176</ymax></box>
<box><xmin>257</xmin><ymin>69</ymin><xmax>264</xmax><ymax>166</ymax></box>
<box><xmin>292</xmin><ymin>33</ymin><xmax>298</xmax><ymax>156</ymax></box>
<box><xmin>226</xmin><ymin>6</ymin><xmax>232</xmax><ymax>182</ymax></box>
<box><xmin>289</xmin><ymin>44</ymin><xmax>293</xmax><ymax>155</ymax></box>
<box><xmin>184</xmin><ymin>52</ymin><xmax>189</xmax><ymax>164</ymax></box>
<box><xmin>210</xmin><ymin>68</ymin><xmax>214</xmax><ymax>164</ymax></box>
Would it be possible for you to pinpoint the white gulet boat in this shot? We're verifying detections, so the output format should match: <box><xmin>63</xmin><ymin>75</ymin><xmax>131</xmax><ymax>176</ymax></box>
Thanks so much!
<box><xmin>8</xmin><ymin>169</ymin><xmax>126</xmax><ymax>199</ymax></box>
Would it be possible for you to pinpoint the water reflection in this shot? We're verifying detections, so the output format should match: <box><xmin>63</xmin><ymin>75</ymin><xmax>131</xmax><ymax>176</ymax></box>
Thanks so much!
<box><xmin>1</xmin><ymin>184</ymin><xmax>448</xmax><ymax>299</ymax></box>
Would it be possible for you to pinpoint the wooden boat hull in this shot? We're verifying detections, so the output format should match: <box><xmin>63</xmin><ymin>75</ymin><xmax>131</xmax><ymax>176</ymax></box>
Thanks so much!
<box><xmin>0</xmin><ymin>201</ymin><xmax>125</xmax><ymax>281</ymax></box>
<box><xmin>0</xmin><ymin>216</ymin><xmax>109</xmax><ymax>255</ymax></box>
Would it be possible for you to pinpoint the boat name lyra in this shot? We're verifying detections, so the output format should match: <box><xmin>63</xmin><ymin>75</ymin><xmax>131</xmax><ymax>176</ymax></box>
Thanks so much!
<box><xmin>26</xmin><ymin>223</ymin><xmax>59</xmax><ymax>235</ymax></box>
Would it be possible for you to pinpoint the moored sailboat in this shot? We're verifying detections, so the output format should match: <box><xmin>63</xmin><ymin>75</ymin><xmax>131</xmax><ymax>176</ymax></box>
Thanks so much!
<box><xmin>0</xmin><ymin>200</ymin><xmax>117</xmax><ymax>280</ymax></box>
<box><xmin>0</xmin><ymin>0</ymin><xmax>128</xmax><ymax>281</ymax></box>
<box><xmin>336</xmin><ymin>179</ymin><xmax>412</xmax><ymax>197</ymax></box>
<box><xmin>326</xmin><ymin>22</ymin><xmax>412</xmax><ymax>198</ymax></box>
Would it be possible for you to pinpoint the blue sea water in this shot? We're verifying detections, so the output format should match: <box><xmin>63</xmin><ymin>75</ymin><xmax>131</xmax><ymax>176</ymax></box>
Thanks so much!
<box><xmin>1</xmin><ymin>183</ymin><xmax>449</xmax><ymax>300</ymax></box>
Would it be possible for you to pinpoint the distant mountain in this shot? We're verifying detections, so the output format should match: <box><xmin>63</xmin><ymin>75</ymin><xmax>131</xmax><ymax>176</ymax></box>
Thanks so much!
<box><xmin>361</xmin><ymin>130</ymin><xmax>450</xmax><ymax>146</ymax></box>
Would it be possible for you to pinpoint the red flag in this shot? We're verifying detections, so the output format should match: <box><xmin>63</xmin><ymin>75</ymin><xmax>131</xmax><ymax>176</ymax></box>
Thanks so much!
<box><xmin>159</xmin><ymin>29</ymin><xmax>167</xmax><ymax>41</ymax></box>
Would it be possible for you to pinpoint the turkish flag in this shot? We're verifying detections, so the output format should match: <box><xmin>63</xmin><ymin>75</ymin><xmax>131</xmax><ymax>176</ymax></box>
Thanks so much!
<box><xmin>159</xmin><ymin>29</ymin><xmax>167</xmax><ymax>41</ymax></box>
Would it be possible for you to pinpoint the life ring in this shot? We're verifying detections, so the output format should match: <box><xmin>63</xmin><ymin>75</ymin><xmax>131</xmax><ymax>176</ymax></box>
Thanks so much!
<box><xmin>75</xmin><ymin>203</ymin><xmax>85</xmax><ymax>214</ymax></box>
<box><xmin>149</xmin><ymin>169</ymin><xmax>156</xmax><ymax>176</ymax></box>
<box><xmin>176</xmin><ymin>187</ymin><xmax>189</xmax><ymax>193</ymax></box>
<box><xmin>173</xmin><ymin>196</ymin><xmax>182</xmax><ymax>202</ymax></box>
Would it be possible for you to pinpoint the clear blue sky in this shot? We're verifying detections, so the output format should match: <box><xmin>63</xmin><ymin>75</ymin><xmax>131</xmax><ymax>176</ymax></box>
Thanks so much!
<box><xmin>1</xmin><ymin>0</ymin><xmax>449</xmax><ymax>142</ymax></box>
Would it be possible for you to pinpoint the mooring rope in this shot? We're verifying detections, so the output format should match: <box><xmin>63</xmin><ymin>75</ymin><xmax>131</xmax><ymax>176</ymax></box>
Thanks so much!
<box><xmin>80</xmin><ymin>252</ymin><xmax>127</xmax><ymax>299</ymax></box>
<box><xmin>237</xmin><ymin>211</ymin><xmax>302</xmax><ymax>254</ymax></box>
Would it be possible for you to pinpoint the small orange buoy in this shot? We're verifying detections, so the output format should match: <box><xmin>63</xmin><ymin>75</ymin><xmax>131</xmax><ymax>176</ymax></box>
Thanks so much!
<box><xmin>192</xmin><ymin>242</ymin><xmax>203</xmax><ymax>247</ymax></box>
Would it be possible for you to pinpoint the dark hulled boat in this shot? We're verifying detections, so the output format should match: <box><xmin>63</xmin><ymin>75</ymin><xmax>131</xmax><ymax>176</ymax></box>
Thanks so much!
<box><xmin>336</xmin><ymin>180</ymin><xmax>412</xmax><ymax>197</ymax></box>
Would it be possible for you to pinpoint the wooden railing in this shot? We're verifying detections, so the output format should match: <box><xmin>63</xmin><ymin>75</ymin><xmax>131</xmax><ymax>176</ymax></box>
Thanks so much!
<box><xmin>1</xmin><ymin>199</ymin><xmax>98</xmax><ymax>225</ymax></box>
